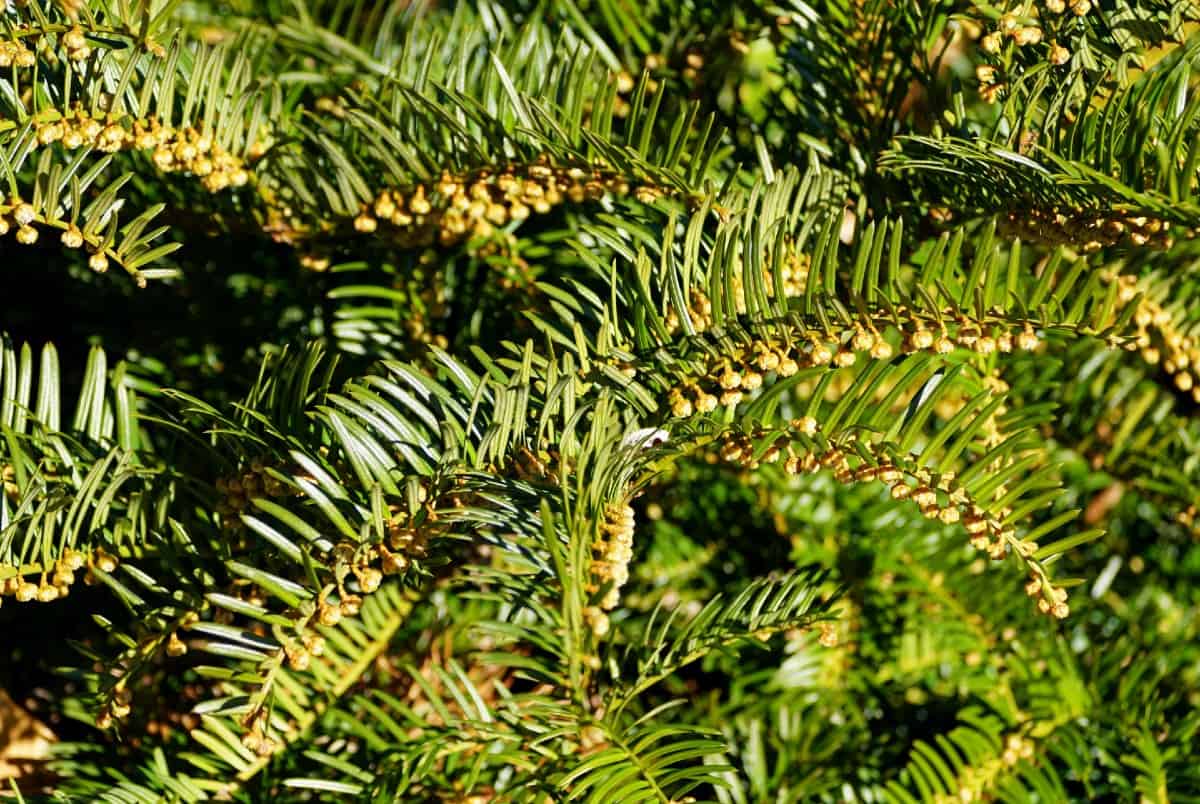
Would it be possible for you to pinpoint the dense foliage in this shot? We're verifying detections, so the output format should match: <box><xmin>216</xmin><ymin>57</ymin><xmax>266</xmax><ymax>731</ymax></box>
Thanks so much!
<box><xmin>1</xmin><ymin>0</ymin><xmax>1199</xmax><ymax>801</ymax></box>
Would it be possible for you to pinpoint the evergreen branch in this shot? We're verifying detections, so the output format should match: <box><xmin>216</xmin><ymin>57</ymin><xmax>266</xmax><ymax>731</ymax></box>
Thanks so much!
<box><xmin>884</xmin><ymin>711</ymin><xmax>1061</xmax><ymax>804</ymax></box>
<box><xmin>187</xmin><ymin>581</ymin><xmax>414</xmax><ymax>797</ymax></box>
<box><xmin>0</xmin><ymin>337</ymin><xmax>171</xmax><ymax>604</ymax></box>
<box><xmin>558</xmin><ymin>713</ymin><xmax>731</xmax><ymax>803</ymax></box>
<box><xmin>607</xmin><ymin>569</ymin><xmax>837</xmax><ymax>715</ymax></box>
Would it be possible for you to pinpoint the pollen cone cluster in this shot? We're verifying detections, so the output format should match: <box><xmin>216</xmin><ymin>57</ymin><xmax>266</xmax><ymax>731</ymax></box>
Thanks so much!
<box><xmin>588</xmin><ymin>502</ymin><xmax>636</xmax><ymax>612</ymax></box>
